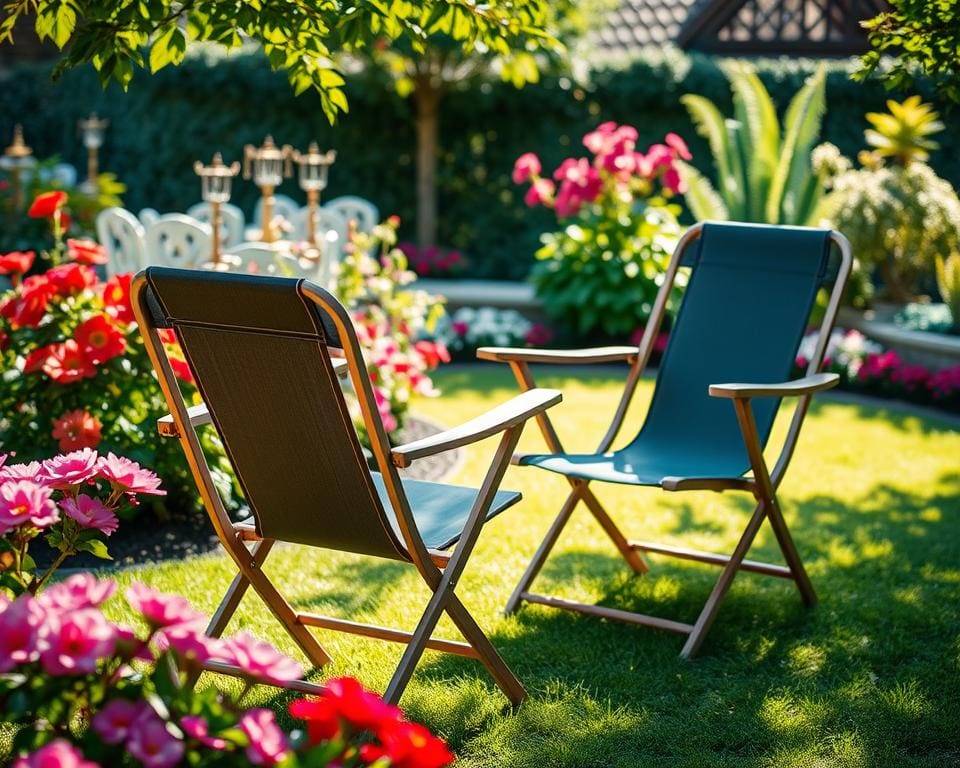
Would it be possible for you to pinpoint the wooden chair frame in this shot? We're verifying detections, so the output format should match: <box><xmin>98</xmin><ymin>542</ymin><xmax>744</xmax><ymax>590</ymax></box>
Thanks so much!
<box><xmin>478</xmin><ymin>223</ymin><xmax>852</xmax><ymax>657</ymax></box>
<box><xmin>132</xmin><ymin>273</ymin><xmax>560</xmax><ymax>704</ymax></box>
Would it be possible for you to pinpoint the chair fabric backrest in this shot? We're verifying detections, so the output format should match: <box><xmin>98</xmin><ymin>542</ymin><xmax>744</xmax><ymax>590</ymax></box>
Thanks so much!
<box><xmin>144</xmin><ymin>214</ymin><xmax>213</xmax><ymax>269</ymax></box>
<box><xmin>631</xmin><ymin>222</ymin><xmax>832</xmax><ymax>464</ymax></box>
<box><xmin>140</xmin><ymin>267</ymin><xmax>406</xmax><ymax>560</ymax></box>
<box><xmin>188</xmin><ymin>202</ymin><xmax>246</xmax><ymax>248</ymax></box>
<box><xmin>96</xmin><ymin>207</ymin><xmax>147</xmax><ymax>277</ymax></box>
<box><xmin>325</xmin><ymin>196</ymin><xmax>379</xmax><ymax>234</ymax></box>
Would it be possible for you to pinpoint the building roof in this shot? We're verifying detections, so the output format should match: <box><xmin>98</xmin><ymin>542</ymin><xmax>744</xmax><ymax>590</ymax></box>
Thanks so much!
<box><xmin>594</xmin><ymin>0</ymin><xmax>889</xmax><ymax>57</ymax></box>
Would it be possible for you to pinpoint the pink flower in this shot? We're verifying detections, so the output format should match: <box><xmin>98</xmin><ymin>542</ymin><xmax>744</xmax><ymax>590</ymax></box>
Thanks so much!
<box><xmin>0</xmin><ymin>460</ymin><xmax>43</xmax><ymax>481</ymax></box>
<box><xmin>40</xmin><ymin>608</ymin><xmax>116</xmax><ymax>675</ymax></box>
<box><xmin>155</xmin><ymin>624</ymin><xmax>224</xmax><ymax>666</ymax></box>
<box><xmin>665</xmin><ymin>132</ymin><xmax>692</xmax><ymax>161</ymax></box>
<box><xmin>126</xmin><ymin>712</ymin><xmax>185</xmax><ymax>768</ymax></box>
<box><xmin>12</xmin><ymin>740</ymin><xmax>101</xmax><ymax>768</ymax></box>
<box><xmin>552</xmin><ymin>158</ymin><xmax>602</xmax><ymax>217</ymax></box>
<box><xmin>511</xmin><ymin>152</ymin><xmax>542</xmax><ymax>185</ymax></box>
<box><xmin>41</xmin><ymin>448</ymin><xmax>100</xmax><ymax>489</ymax></box>
<box><xmin>451</xmin><ymin>321</ymin><xmax>469</xmax><ymax>337</ymax></box>
<box><xmin>0</xmin><ymin>480</ymin><xmax>59</xmax><ymax>533</ymax></box>
<box><xmin>222</xmin><ymin>631</ymin><xmax>304</xmax><ymax>685</ymax></box>
<box><xmin>0</xmin><ymin>594</ymin><xmax>47</xmax><ymax>672</ymax></box>
<box><xmin>92</xmin><ymin>699</ymin><xmax>147</xmax><ymax>744</ymax></box>
<box><xmin>239</xmin><ymin>708</ymin><xmax>290</xmax><ymax>766</ymax></box>
<box><xmin>372</xmin><ymin>386</ymin><xmax>398</xmax><ymax>434</ymax></box>
<box><xmin>59</xmin><ymin>495</ymin><xmax>119</xmax><ymax>535</ymax></box>
<box><xmin>524</xmin><ymin>177</ymin><xmax>555</xmax><ymax>207</ymax></box>
<box><xmin>96</xmin><ymin>453</ymin><xmax>165</xmax><ymax>497</ymax></box>
<box><xmin>126</xmin><ymin>583</ymin><xmax>206</xmax><ymax>630</ymax></box>
<box><xmin>39</xmin><ymin>574</ymin><xmax>117</xmax><ymax>612</ymax></box>
<box><xmin>180</xmin><ymin>715</ymin><xmax>228</xmax><ymax>750</ymax></box>
<box><xmin>662</xmin><ymin>167</ymin><xmax>685</xmax><ymax>195</ymax></box>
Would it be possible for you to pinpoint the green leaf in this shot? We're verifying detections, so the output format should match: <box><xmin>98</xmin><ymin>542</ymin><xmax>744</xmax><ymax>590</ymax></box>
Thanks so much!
<box><xmin>680</xmin><ymin>94</ymin><xmax>737</xmax><ymax>212</ymax></box>
<box><xmin>149</xmin><ymin>25</ymin><xmax>186</xmax><ymax>73</ymax></box>
<box><xmin>76</xmin><ymin>538</ymin><xmax>112</xmax><ymax>560</ymax></box>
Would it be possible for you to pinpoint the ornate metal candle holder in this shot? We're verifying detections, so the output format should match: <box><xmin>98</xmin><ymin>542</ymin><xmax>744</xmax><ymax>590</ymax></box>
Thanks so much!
<box><xmin>78</xmin><ymin>113</ymin><xmax>109</xmax><ymax>194</ymax></box>
<box><xmin>1</xmin><ymin>125</ymin><xmax>36</xmax><ymax>210</ymax></box>
<box><xmin>243</xmin><ymin>136</ymin><xmax>292</xmax><ymax>243</ymax></box>
<box><xmin>194</xmin><ymin>152</ymin><xmax>241</xmax><ymax>265</ymax></box>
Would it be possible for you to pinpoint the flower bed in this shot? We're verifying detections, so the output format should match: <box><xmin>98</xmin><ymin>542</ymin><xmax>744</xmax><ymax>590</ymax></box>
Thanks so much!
<box><xmin>434</xmin><ymin>306</ymin><xmax>552</xmax><ymax>362</ymax></box>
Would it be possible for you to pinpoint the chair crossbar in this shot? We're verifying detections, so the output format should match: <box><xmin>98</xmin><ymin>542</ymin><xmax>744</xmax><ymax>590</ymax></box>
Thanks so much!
<box><xmin>296</xmin><ymin>612</ymin><xmax>480</xmax><ymax>658</ymax></box>
<box><xmin>519</xmin><ymin>592</ymin><xmax>694</xmax><ymax>635</ymax></box>
<box><xmin>630</xmin><ymin>541</ymin><xmax>795</xmax><ymax>579</ymax></box>
<box><xmin>200</xmin><ymin>660</ymin><xmax>327</xmax><ymax>695</ymax></box>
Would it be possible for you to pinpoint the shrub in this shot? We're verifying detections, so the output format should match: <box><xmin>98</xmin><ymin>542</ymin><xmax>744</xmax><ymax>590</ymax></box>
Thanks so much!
<box><xmin>0</xmin><ymin>576</ymin><xmax>454</xmax><ymax>768</ymax></box>
<box><xmin>398</xmin><ymin>242</ymin><xmax>469</xmax><ymax>278</ymax></box>
<box><xmin>679</xmin><ymin>62</ymin><xmax>828</xmax><ymax>225</ymax></box>
<box><xmin>0</xmin><ymin>194</ymin><xmax>231</xmax><ymax>521</ymax></box>
<box><xmin>514</xmin><ymin>122</ymin><xmax>688</xmax><ymax>337</ymax></box>
<box><xmin>0</xmin><ymin>448</ymin><xmax>162</xmax><ymax>596</ymax></box>
<box><xmin>935</xmin><ymin>252</ymin><xmax>960</xmax><ymax>331</ymax></box>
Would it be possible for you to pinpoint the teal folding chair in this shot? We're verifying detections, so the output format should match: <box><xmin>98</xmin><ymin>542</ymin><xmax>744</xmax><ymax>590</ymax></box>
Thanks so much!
<box><xmin>479</xmin><ymin>222</ymin><xmax>852</xmax><ymax>657</ymax></box>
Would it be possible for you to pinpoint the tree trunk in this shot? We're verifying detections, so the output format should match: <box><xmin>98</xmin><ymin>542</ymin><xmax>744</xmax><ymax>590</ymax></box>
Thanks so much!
<box><xmin>414</xmin><ymin>75</ymin><xmax>440</xmax><ymax>250</ymax></box>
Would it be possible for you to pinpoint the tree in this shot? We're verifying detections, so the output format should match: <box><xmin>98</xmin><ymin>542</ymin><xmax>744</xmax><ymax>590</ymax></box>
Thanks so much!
<box><xmin>367</xmin><ymin>1</ymin><xmax>607</xmax><ymax>248</ymax></box>
<box><xmin>857</xmin><ymin>0</ymin><xmax>960</xmax><ymax>105</ymax></box>
<box><xmin>0</xmin><ymin>1</ymin><xmax>555</xmax><ymax>123</ymax></box>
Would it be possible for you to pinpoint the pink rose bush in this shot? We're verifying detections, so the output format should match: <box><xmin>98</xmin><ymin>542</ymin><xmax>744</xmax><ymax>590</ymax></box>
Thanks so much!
<box><xmin>0</xmin><ymin>449</ymin><xmax>163</xmax><ymax>596</ymax></box>
<box><xmin>513</xmin><ymin>123</ymin><xmax>691</xmax><ymax>336</ymax></box>
<box><xmin>1</xmin><ymin>577</ymin><xmax>453</xmax><ymax>768</ymax></box>
<box><xmin>337</xmin><ymin>217</ymin><xmax>449</xmax><ymax>439</ymax></box>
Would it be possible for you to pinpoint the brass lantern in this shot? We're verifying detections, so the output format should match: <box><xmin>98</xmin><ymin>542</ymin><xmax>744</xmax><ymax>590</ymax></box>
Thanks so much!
<box><xmin>1</xmin><ymin>125</ymin><xmax>36</xmax><ymax>211</ymax></box>
<box><xmin>194</xmin><ymin>152</ymin><xmax>241</xmax><ymax>264</ymax></box>
<box><xmin>291</xmin><ymin>142</ymin><xmax>336</xmax><ymax>248</ymax></box>
<box><xmin>243</xmin><ymin>135</ymin><xmax>292</xmax><ymax>243</ymax></box>
<box><xmin>78</xmin><ymin>113</ymin><xmax>109</xmax><ymax>193</ymax></box>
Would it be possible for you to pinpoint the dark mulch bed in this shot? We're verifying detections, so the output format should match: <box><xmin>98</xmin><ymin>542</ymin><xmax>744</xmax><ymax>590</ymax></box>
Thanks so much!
<box><xmin>32</xmin><ymin>416</ymin><xmax>460</xmax><ymax>570</ymax></box>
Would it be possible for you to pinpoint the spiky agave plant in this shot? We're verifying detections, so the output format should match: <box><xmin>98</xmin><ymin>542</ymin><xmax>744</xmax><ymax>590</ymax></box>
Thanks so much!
<box><xmin>678</xmin><ymin>62</ymin><xmax>827</xmax><ymax>225</ymax></box>
<box><xmin>865</xmin><ymin>95</ymin><xmax>945</xmax><ymax>166</ymax></box>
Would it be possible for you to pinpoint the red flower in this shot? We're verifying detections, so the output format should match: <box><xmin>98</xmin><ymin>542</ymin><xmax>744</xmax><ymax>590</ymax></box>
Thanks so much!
<box><xmin>74</xmin><ymin>314</ymin><xmax>126</xmax><ymax>364</ymax></box>
<box><xmin>47</xmin><ymin>262</ymin><xmax>96</xmax><ymax>296</ymax></box>
<box><xmin>289</xmin><ymin>698</ymin><xmax>341</xmax><ymax>746</ymax></box>
<box><xmin>0</xmin><ymin>251</ymin><xmax>35</xmax><ymax>276</ymax></box>
<box><xmin>42</xmin><ymin>340</ymin><xmax>98</xmax><ymax>383</ymax></box>
<box><xmin>27</xmin><ymin>190</ymin><xmax>68</xmax><ymax>218</ymax></box>
<box><xmin>66</xmin><ymin>239</ymin><xmax>108</xmax><ymax>265</ymax></box>
<box><xmin>364</xmin><ymin>720</ymin><xmax>455</xmax><ymax>768</ymax></box>
<box><xmin>1</xmin><ymin>275</ymin><xmax>55</xmax><ymax>328</ymax></box>
<box><xmin>52</xmin><ymin>410</ymin><xmax>103</xmax><ymax>451</ymax></box>
<box><xmin>23</xmin><ymin>343</ymin><xmax>56</xmax><ymax>374</ymax></box>
<box><xmin>103</xmin><ymin>273</ymin><xmax>134</xmax><ymax>324</ymax></box>
<box><xmin>0</xmin><ymin>329</ymin><xmax>8</xmax><ymax>351</ymax></box>
<box><xmin>414</xmin><ymin>340</ymin><xmax>450</xmax><ymax>369</ymax></box>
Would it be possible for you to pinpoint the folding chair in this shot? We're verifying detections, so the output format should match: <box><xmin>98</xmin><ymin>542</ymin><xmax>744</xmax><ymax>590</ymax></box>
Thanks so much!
<box><xmin>478</xmin><ymin>222</ymin><xmax>851</xmax><ymax>657</ymax></box>
<box><xmin>131</xmin><ymin>267</ymin><xmax>561</xmax><ymax>704</ymax></box>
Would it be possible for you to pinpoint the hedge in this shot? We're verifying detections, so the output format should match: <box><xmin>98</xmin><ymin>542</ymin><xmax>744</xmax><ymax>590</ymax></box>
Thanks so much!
<box><xmin>1</xmin><ymin>46</ymin><xmax>956</xmax><ymax>280</ymax></box>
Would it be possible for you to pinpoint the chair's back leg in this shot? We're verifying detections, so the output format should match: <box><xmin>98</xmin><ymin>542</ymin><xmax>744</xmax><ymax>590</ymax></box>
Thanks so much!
<box><xmin>765</xmin><ymin>495</ymin><xmax>817</xmax><ymax>606</ymax></box>
<box><xmin>579</xmin><ymin>484</ymin><xmax>648</xmax><ymax>574</ymax></box>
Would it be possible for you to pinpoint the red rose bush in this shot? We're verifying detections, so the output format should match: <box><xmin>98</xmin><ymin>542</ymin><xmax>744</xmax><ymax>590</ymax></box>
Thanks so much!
<box><xmin>0</xmin><ymin>576</ymin><xmax>454</xmax><ymax>768</ymax></box>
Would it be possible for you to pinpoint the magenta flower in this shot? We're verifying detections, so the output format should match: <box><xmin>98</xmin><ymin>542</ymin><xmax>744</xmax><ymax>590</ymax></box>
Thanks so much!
<box><xmin>12</xmin><ymin>739</ymin><xmax>101</xmax><ymax>768</ymax></box>
<box><xmin>239</xmin><ymin>708</ymin><xmax>290</xmax><ymax>766</ymax></box>
<box><xmin>40</xmin><ymin>607</ymin><xmax>116</xmax><ymax>675</ymax></box>
<box><xmin>126</xmin><ymin>583</ymin><xmax>206</xmax><ymax>630</ymax></box>
<box><xmin>39</xmin><ymin>573</ymin><xmax>117</xmax><ymax>612</ymax></box>
<box><xmin>0</xmin><ymin>594</ymin><xmax>47</xmax><ymax>672</ymax></box>
<box><xmin>155</xmin><ymin>623</ymin><xmax>224</xmax><ymax>666</ymax></box>
<box><xmin>665</xmin><ymin>131</ymin><xmax>692</xmax><ymax>161</ymax></box>
<box><xmin>0</xmin><ymin>479</ymin><xmax>59</xmax><ymax>534</ymax></box>
<box><xmin>511</xmin><ymin>152</ymin><xmax>542</xmax><ymax>185</ymax></box>
<box><xmin>524</xmin><ymin>177</ymin><xmax>555</xmax><ymax>208</ymax></box>
<box><xmin>180</xmin><ymin>715</ymin><xmax>228</xmax><ymax>750</ymax></box>
<box><xmin>41</xmin><ymin>448</ymin><xmax>100</xmax><ymax>489</ymax></box>
<box><xmin>91</xmin><ymin>699</ymin><xmax>148</xmax><ymax>744</ymax></box>
<box><xmin>223</xmin><ymin>631</ymin><xmax>304</xmax><ymax>685</ymax></box>
<box><xmin>96</xmin><ymin>453</ymin><xmax>166</xmax><ymax>497</ymax></box>
<box><xmin>59</xmin><ymin>494</ymin><xmax>119</xmax><ymax>535</ymax></box>
<box><xmin>126</xmin><ymin>713</ymin><xmax>185</xmax><ymax>768</ymax></box>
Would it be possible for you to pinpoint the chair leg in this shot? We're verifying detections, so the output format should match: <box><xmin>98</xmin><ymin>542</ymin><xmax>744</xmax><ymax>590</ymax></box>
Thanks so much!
<box><xmin>579</xmin><ymin>484</ymin><xmax>649</xmax><ymax>574</ymax></box>
<box><xmin>766</xmin><ymin>494</ymin><xmax>817</xmax><ymax>606</ymax></box>
<box><xmin>680</xmin><ymin>499</ymin><xmax>767</xmax><ymax>659</ymax></box>
<box><xmin>446</xmin><ymin>594</ymin><xmax>526</xmax><ymax>705</ymax></box>
<box><xmin>504</xmin><ymin>489</ymin><xmax>581</xmax><ymax>615</ymax></box>
<box><xmin>206</xmin><ymin>540</ymin><xmax>274</xmax><ymax>639</ymax></box>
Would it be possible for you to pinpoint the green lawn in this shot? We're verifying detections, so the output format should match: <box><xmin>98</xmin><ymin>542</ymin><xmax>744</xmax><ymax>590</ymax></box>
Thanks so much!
<box><xmin>103</xmin><ymin>366</ymin><xmax>960</xmax><ymax>767</ymax></box>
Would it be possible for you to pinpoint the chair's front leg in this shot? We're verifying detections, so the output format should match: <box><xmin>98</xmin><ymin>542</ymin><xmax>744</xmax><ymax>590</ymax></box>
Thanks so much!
<box><xmin>578</xmin><ymin>483</ymin><xmax>649</xmax><ymax>574</ymax></box>
<box><xmin>206</xmin><ymin>539</ymin><xmax>275</xmax><ymax>639</ymax></box>
<box><xmin>765</xmin><ymin>495</ymin><xmax>817</xmax><ymax>605</ymax></box>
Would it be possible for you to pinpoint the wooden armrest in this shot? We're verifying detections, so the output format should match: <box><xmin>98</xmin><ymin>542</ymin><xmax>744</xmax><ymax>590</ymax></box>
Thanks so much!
<box><xmin>157</xmin><ymin>404</ymin><xmax>212</xmax><ymax>438</ymax></box>
<box><xmin>391</xmin><ymin>388</ymin><xmax>562</xmax><ymax>468</ymax></box>
<box><xmin>476</xmin><ymin>346</ymin><xmax>638</xmax><ymax>365</ymax></box>
<box><xmin>708</xmin><ymin>373</ymin><xmax>839</xmax><ymax>400</ymax></box>
<box><xmin>156</xmin><ymin>359</ymin><xmax>347</xmax><ymax>438</ymax></box>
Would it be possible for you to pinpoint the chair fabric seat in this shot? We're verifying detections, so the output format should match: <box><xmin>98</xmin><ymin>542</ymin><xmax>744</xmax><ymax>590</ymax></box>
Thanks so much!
<box><xmin>516</xmin><ymin>438</ymin><xmax>750</xmax><ymax>487</ymax></box>
<box><xmin>372</xmin><ymin>474</ymin><xmax>521</xmax><ymax>550</ymax></box>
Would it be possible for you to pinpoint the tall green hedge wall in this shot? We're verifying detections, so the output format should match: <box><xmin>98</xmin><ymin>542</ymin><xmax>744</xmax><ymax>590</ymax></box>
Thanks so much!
<box><xmin>1</xmin><ymin>47</ymin><xmax>956</xmax><ymax>280</ymax></box>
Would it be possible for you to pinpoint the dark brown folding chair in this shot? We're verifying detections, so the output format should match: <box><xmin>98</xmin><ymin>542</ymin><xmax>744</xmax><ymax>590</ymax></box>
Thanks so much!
<box><xmin>479</xmin><ymin>222</ymin><xmax>852</xmax><ymax>657</ymax></box>
<box><xmin>132</xmin><ymin>267</ymin><xmax>561</xmax><ymax>704</ymax></box>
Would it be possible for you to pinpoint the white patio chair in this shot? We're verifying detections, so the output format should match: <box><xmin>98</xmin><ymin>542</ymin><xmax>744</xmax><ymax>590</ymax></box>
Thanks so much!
<box><xmin>187</xmin><ymin>202</ymin><xmax>246</xmax><ymax>249</ymax></box>
<box><xmin>325</xmin><ymin>195</ymin><xmax>379</xmax><ymax>235</ymax></box>
<box><xmin>138</xmin><ymin>208</ymin><xmax>161</xmax><ymax>228</ymax></box>
<box><xmin>95</xmin><ymin>207</ymin><xmax>147</xmax><ymax>277</ymax></box>
<box><xmin>291</xmin><ymin>206</ymin><xmax>348</xmax><ymax>287</ymax></box>
<box><xmin>144</xmin><ymin>214</ymin><xmax>213</xmax><ymax>269</ymax></box>
<box><xmin>224</xmin><ymin>242</ymin><xmax>306</xmax><ymax>277</ymax></box>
